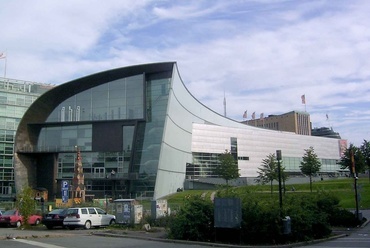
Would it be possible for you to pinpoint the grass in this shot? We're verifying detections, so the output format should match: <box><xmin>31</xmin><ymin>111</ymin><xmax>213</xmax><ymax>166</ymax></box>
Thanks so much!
<box><xmin>164</xmin><ymin>177</ymin><xmax>370</xmax><ymax>210</ymax></box>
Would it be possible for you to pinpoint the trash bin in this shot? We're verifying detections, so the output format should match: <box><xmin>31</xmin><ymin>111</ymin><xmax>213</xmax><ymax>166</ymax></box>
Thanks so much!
<box><xmin>282</xmin><ymin>216</ymin><xmax>291</xmax><ymax>234</ymax></box>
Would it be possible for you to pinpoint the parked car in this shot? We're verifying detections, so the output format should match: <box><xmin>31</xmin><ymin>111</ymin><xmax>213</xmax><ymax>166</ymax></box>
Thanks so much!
<box><xmin>42</xmin><ymin>208</ymin><xmax>68</xmax><ymax>229</ymax></box>
<box><xmin>0</xmin><ymin>209</ymin><xmax>42</xmax><ymax>227</ymax></box>
<box><xmin>63</xmin><ymin>207</ymin><xmax>115</xmax><ymax>230</ymax></box>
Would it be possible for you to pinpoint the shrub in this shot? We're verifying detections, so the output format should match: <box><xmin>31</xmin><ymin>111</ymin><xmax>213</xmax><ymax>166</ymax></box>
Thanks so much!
<box><xmin>285</xmin><ymin>194</ymin><xmax>331</xmax><ymax>241</ymax></box>
<box><xmin>168</xmin><ymin>195</ymin><xmax>214</xmax><ymax>242</ymax></box>
<box><xmin>240</xmin><ymin>197</ymin><xmax>281</xmax><ymax>244</ymax></box>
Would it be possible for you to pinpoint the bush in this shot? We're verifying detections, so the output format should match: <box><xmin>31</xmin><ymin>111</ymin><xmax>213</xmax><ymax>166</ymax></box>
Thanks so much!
<box><xmin>240</xmin><ymin>197</ymin><xmax>281</xmax><ymax>244</ymax></box>
<box><xmin>285</xmin><ymin>194</ymin><xmax>332</xmax><ymax>241</ymax></box>
<box><xmin>330</xmin><ymin>208</ymin><xmax>361</xmax><ymax>227</ymax></box>
<box><xmin>168</xmin><ymin>195</ymin><xmax>214</xmax><ymax>242</ymax></box>
<box><xmin>167</xmin><ymin>190</ymin><xmax>360</xmax><ymax>245</ymax></box>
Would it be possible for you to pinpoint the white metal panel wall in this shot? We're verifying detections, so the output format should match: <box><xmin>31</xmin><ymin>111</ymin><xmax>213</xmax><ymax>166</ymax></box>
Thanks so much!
<box><xmin>192</xmin><ymin>123</ymin><xmax>342</xmax><ymax>177</ymax></box>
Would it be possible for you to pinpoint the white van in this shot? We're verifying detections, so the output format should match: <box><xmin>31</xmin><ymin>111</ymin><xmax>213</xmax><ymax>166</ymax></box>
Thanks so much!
<box><xmin>63</xmin><ymin>207</ymin><xmax>115</xmax><ymax>230</ymax></box>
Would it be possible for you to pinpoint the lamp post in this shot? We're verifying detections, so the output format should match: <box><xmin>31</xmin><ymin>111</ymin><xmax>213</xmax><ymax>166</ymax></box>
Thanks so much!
<box><xmin>351</xmin><ymin>149</ymin><xmax>360</xmax><ymax>220</ymax></box>
<box><xmin>276</xmin><ymin>150</ymin><xmax>283</xmax><ymax>217</ymax></box>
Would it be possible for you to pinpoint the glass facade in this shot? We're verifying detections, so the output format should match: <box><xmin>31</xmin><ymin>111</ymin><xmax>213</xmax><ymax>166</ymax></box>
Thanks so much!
<box><xmin>130</xmin><ymin>74</ymin><xmax>170</xmax><ymax>197</ymax></box>
<box><xmin>46</xmin><ymin>75</ymin><xmax>144</xmax><ymax>122</ymax></box>
<box><xmin>0</xmin><ymin>78</ymin><xmax>52</xmax><ymax>197</ymax></box>
<box><xmin>38</xmin><ymin>125</ymin><xmax>92</xmax><ymax>152</ymax></box>
<box><xmin>20</xmin><ymin>71</ymin><xmax>171</xmax><ymax>199</ymax></box>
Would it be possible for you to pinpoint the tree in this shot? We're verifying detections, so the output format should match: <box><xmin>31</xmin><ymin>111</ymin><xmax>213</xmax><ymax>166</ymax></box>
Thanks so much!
<box><xmin>360</xmin><ymin>140</ymin><xmax>370</xmax><ymax>182</ymax></box>
<box><xmin>339</xmin><ymin>144</ymin><xmax>366</xmax><ymax>176</ymax></box>
<box><xmin>300</xmin><ymin>147</ymin><xmax>322</xmax><ymax>192</ymax></box>
<box><xmin>256</xmin><ymin>153</ymin><xmax>278</xmax><ymax>194</ymax></box>
<box><xmin>15</xmin><ymin>186</ymin><xmax>36</xmax><ymax>228</ymax></box>
<box><xmin>216</xmin><ymin>150</ymin><xmax>240</xmax><ymax>186</ymax></box>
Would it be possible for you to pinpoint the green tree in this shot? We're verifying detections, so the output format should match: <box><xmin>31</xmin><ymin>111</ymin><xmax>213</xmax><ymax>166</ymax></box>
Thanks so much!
<box><xmin>15</xmin><ymin>186</ymin><xmax>36</xmax><ymax>228</ymax></box>
<box><xmin>256</xmin><ymin>153</ymin><xmax>278</xmax><ymax>194</ymax></box>
<box><xmin>360</xmin><ymin>140</ymin><xmax>370</xmax><ymax>182</ymax></box>
<box><xmin>300</xmin><ymin>147</ymin><xmax>322</xmax><ymax>192</ymax></box>
<box><xmin>216</xmin><ymin>150</ymin><xmax>240</xmax><ymax>186</ymax></box>
<box><xmin>339</xmin><ymin>144</ymin><xmax>366</xmax><ymax>176</ymax></box>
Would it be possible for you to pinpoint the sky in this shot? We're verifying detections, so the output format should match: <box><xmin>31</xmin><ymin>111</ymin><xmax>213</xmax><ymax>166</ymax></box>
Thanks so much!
<box><xmin>0</xmin><ymin>0</ymin><xmax>369</xmax><ymax>146</ymax></box>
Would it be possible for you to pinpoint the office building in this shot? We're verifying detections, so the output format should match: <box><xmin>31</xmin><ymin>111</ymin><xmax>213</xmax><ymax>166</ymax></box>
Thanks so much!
<box><xmin>0</xmin><ymin>78</ymin><xmax>52</xmax><ymax>200</ymax></box>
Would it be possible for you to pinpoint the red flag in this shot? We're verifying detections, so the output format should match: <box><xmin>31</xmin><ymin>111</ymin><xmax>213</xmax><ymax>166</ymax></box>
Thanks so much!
<box><xmin>301</xmin><ymin>94</ymin><xmax>306</xmax><ymax>104</ymax></box>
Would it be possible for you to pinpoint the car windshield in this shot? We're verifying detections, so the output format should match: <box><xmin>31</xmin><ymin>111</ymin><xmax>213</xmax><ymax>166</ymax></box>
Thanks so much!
<box><xmin>66</xmin><ymin>209</ymin><xmax>78</xmax><ymax>215</ymax></box>
<box><xmin>49</xmin><ymin>209</ymin><xmax>66</xmax><ymax>214</ymax></box>
<box><xmin>3</xmin><ymin>210</ymin><xmax>16</xmax><ymax>216</ymax></box>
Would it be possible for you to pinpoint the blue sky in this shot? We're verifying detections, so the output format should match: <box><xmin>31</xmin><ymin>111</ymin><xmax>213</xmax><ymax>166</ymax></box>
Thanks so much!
<box><xmin>0</xmin><ymin>0</ymin><xmax>369</xmax><ymax>146</ymax></box>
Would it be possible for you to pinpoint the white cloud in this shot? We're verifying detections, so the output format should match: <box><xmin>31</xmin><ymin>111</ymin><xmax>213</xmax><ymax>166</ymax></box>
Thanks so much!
<box><xmin>0</xmin><ymin>0</ymin><xmax>369</xmax><ymax>146</ymax></box>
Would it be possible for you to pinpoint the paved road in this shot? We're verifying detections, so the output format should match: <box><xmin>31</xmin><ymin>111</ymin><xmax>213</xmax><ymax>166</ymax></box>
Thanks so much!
<box><xmin>1</xmin><ymin>210</ymin><xmax>370</xmax><ymax>247</ymax></box>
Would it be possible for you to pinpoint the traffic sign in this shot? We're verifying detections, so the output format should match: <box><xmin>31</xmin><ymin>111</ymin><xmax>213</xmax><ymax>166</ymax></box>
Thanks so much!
<box><xmin>61</xmin><ymin>181</ymin><xmax>69</xmax><ymax>203</ymax></box>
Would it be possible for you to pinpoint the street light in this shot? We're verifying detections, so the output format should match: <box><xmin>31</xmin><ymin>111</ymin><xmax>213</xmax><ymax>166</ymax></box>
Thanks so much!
<box><xmin>351</xmin><ymin>149</ymin><xmax>360</xmax><ymax>220</ymax></box>
<box><xmin>276</xmin><ymin>150</ymin><xmax>283</xmax><ymax>217</ymax></box>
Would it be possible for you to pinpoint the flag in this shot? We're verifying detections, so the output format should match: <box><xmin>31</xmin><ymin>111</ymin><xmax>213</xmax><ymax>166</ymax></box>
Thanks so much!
<box><xmin>0</xmin><ymin>52</ymin><xmax>5</xmax><ymax>59</ymax></box>
<box><xmin>260</xmin><ymin>113</ymin><xmax>264</xmax><ymax>120</ymax></box>
<box><xmin>252</xmin><ymin>112</ymin><xmax>255</xmax><ymax>120</ymax></box>
<box><xmin>243</xmin><ymin>110</ymin><xmax>247</xmax><ymax>119</ymax></box>
<box><xmin>301</xmin><ymin>94</ymin><xmax>306</xmax><ymax>104</ymax></box>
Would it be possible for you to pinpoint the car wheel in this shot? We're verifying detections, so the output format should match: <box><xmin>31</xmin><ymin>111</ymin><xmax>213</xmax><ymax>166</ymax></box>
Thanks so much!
<box><xmin>109</xmin><ymin>219</ymin><xmax>116</xmax><ymax>225</ymax></box>
<box><xmin>16</xmin><ymin>221</ymin><xmax>21</xmax><ymax>228</ymax></box>
<box><xmin>35</xmin><ymin>219</ymin><xmax>41</xmax><ymax>225</ymax></box>
<box><xmin>46</xmin><ymin>225</ymin><xmax>53</xmax><ymax>230</ymax></box>
<box><xmin>84</xmin><ymin>221</ymin><xmax>91</xmax><ymax>230</ymax></box>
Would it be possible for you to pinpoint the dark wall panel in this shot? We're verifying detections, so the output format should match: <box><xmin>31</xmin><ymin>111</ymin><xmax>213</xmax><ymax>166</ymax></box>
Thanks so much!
<box><xmin>92</xmin><ymin>122</ymin><xmax>123</xmax><ymax>152</ymax></box>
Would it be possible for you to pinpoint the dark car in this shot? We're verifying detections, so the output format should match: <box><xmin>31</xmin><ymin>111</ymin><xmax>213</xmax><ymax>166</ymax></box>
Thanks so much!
<box><xmin>42</xmin><ymin>208</ymin><xmax>68</xmax><ymax>229</ymax></box>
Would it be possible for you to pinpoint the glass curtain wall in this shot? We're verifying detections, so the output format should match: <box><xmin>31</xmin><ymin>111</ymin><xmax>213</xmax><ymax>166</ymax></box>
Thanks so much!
<box><xmin>130</xmin><ymin>73</ymin><xmax>171</xmax><ymax>198</ymax></box>
<box><xmin>46</xmin><ymin>75</ymin><xmax>144</xmax><ymax>122</ymax></box>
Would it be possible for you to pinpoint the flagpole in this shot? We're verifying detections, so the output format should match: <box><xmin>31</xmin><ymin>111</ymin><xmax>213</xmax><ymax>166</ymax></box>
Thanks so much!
<box><xmin>4</xmin><ymin>56</ymin><xmax>7</xmax><ymax>78</ymax></box>
<box><xmin>0</xmin><ymin>51</ymin><xmax>6</xmax><ymax>78</ymax></box>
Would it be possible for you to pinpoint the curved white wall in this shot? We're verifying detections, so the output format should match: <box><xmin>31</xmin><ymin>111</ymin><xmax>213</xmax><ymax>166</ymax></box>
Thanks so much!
<box><xmin>154</xmin><ymin>63</ymin><xmax>343</xmax><ymax>199</ymax></box>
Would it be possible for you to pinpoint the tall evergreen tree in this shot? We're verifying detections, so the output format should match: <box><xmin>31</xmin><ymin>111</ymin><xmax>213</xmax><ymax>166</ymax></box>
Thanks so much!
<box><xmin>300</xmin><ymin>147</ymin><xmax>321</xmax><ymax>192</ymax></box>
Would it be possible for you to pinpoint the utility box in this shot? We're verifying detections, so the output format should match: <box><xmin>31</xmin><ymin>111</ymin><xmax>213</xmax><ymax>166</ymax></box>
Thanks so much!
<box><xmin>151</xmin><ymin>199</ymin><xmax>168</xmax><ymax>219</ymax></box>
<box><xmin>114</xmin><ymin>199</ymin><xmax>142</xmax><ymax>224</ymax></box>
<box><xmin>282</xmin><ymin>216</ymin><xmax>291</xmax><ymax>234</ymax></box>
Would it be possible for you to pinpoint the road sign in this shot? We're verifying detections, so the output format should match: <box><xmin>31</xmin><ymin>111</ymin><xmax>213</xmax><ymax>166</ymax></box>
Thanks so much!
<box><xmin>61</xmin><ymin>181</ymin><xmax>69</xmax><ymax>203</ymax></box>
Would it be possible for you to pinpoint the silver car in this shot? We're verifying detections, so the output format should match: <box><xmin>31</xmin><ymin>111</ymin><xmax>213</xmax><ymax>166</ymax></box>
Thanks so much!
<box><xmin>63</xmin><ymin>207</ymin><xmax>115</xmax><ymax>230</ymax></box>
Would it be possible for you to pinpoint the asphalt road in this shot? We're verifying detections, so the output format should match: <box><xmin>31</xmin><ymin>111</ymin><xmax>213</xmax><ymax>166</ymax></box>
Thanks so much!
<box><xmin>0</xmin><ymin>210</ymin><xmax>369</xmax><ymax>248</ymax></box>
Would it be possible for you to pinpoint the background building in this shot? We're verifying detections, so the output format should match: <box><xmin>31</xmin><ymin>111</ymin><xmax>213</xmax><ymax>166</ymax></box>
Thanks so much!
<box><xmin>14</xmin><ymin>63</ymin><xmax>346</xmax><ymax>201</ymax></box>
<box><xmin>0</xmin><ymin>77</ymin><xmax>52</xmax><ymax>200</ymax></box>
<box><xmin>311</xmin><ymin>127</ymin><xmax>341</xmax><ymax>139</ymax></box>
<box><xmin>243</xmin><ymin>111</ymin><xmax>311</xmax><ymax>135</ymax></box>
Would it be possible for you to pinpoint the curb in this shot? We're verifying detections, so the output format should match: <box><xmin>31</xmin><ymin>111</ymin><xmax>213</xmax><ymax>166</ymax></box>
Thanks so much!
<box><xmin>92</xmin><ymin>231</ymin><xmax>348</xmax><ymax>248</ymax></box>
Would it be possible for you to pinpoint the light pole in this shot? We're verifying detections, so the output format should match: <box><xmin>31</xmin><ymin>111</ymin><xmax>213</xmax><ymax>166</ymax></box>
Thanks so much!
<box><xmin>351</xmin><ymin>149</ymin><xmax>360</xmax><ymax>220</ymax></box>
<box><xmin>276</xmin><ymin>150</ymin><xmax>283</xmax><ymax>217</ymax></box>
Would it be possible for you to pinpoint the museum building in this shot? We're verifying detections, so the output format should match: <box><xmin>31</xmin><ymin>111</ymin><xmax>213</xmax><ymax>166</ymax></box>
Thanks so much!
<box><xmin>14</xmin><ymin>62</ymin><xmax>346</xmax><ymax>200</ymax></box>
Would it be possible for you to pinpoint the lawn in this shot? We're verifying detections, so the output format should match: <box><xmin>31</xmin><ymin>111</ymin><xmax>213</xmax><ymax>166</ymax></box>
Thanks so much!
<box><xmin>165</xmin><ymin>177</ymin><xmax>370</xmax><ymax>210</ymax></box>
